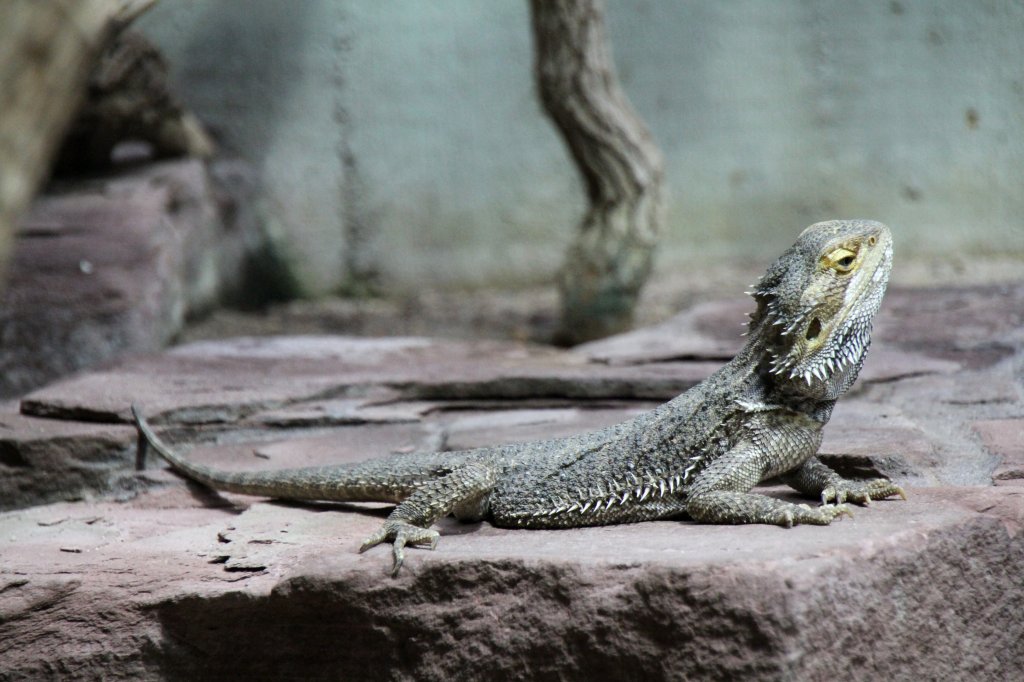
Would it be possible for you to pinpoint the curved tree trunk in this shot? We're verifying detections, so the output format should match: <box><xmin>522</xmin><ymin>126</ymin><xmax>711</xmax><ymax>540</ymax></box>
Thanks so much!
<box><xmin>0</xmin><ymin>0</ymin><xmax>155</xmax><ymax>290</ymax></box>
<box><xmin>530</xmin><ymin>0</ymin><xmax>665</xmax><ymax>346</ymax></box>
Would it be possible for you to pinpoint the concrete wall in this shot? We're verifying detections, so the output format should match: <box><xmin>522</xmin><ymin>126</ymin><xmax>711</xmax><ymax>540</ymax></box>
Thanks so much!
<box><xmin>140</xmin><ymin>1</ymin><xmax>1024</xmax><ymax>295</ymax></box>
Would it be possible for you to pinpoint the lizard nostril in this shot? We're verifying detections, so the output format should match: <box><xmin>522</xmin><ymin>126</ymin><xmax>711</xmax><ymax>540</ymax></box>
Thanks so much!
<box><xmin>805</xmin><ymin>317</ymin><xmax>822</xmax><ymax>341</ymax></box>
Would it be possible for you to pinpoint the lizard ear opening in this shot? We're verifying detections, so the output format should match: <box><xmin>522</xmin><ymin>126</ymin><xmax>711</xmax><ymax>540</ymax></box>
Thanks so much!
<box><xmin>805</xmin><ymin>317</ymin><xmax>822</xmax><ymax>341</ymax></box>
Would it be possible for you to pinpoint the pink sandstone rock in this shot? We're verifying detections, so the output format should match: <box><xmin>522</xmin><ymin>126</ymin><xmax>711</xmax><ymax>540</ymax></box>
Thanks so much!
<box><xmin>973</xmin><ymin>417</ymin><xmax>1024</xmax><ymax>485</ymax></box>
<box><xmin>19</xmin><ymin>335</ymin><xmax>717</xmax><ymax>425</ymax></box>
<box><xmin>0</xmin><ymin>483</ymin><xmax>1020</xmax><ymax>679</ymax></box>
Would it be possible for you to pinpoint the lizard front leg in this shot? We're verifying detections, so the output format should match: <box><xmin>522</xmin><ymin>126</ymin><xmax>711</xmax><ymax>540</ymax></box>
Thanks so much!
<box><xmin>781</xmin><ymin>456</ymin><xmax>906</xmax><ymax>506</ymax></box>
<box><xmin>359</xmin><ymin>461</ymin><xmax>497</xmax><ymax>576</ymax></box>
<box><xmin>686</xmin><ymin>443</ymin><xmax>851</xmax><ymax>526</ymax></box>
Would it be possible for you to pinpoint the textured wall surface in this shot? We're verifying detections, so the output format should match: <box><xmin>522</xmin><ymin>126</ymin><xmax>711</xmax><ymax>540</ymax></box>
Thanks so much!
<box><xmin>140</xmin><ymin>1</ymin><xmax>1024</xmax><ymax>293</ymax></box>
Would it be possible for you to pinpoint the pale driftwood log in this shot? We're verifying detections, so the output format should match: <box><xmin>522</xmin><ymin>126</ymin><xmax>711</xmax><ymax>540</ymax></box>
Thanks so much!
<box><xmin>530</xmin><ymin>0</ymin><xmax>665</xmax><ymax>345</ymax></box>
<box><xmin>0</xmin><ymin>0</ymin><xmax>156</xmax><ymax>287</ymax></box>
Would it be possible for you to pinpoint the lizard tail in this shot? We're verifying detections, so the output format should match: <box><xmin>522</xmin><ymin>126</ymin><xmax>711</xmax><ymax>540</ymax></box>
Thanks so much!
<box><xmin>131</xmin><ymin>403</ymin><xmax>236</xmax><ymax>488</ymax></box>
<box><xmin>133</xmin><ymin>404</ymin><xmax>151</xmax><ymax>472</ymax></box>
<box><xmin>130</xmin><ymin>403</ymin><xmax>372</xmax><ymax>501</ymax></box>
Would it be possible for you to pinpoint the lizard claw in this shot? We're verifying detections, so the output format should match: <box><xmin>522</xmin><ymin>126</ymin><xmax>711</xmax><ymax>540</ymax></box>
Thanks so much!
<box><xmin>359</xmin><ymin>520</ymin><xmax>440</xmax><ymax>577</ymax></box>
<box><xmin>774</xmin><ymin>502</ymin><xmax>852</xmax><ymax>527</ymax></box>
<box><xmin>821</xmin><ymin>479</ymin><xmax>906</xmax><ymax>506</ymax></box>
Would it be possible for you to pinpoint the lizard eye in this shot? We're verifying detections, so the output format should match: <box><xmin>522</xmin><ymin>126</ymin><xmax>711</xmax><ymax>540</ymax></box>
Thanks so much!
<box><xmin>825</xmin><ymin>247</ymin><xmax>858</xmax><ymax>273</ymax></box>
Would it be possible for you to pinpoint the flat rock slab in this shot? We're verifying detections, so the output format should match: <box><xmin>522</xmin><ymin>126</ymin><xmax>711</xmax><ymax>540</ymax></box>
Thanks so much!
<box><xmin>20</xmin><ymin>336</ymin><xmax>717</xmax><ymax>425</ymax></box>
<box><xmin>874</xmin><ymin>282</ymin><xmax>1024</xmax><ymax>356</ymax></box>
<box><xmin>1</xmin><ymin>485</ymin><xmax>1021</xmax><ymax>680</ymax></box>
<box><xmin>0</xmin><ymin>409</ymin><xmax>139</xmax><ymax>511</ymax></box>
<box><xmin>973</xmin><ymin>417</ymin><xmax>1024</xmax><ymax>485</ymax></box>
<box><xmin>576</xmin><ymin>296</ymin><xmax>750</xmax><ymax>364</ymax></box>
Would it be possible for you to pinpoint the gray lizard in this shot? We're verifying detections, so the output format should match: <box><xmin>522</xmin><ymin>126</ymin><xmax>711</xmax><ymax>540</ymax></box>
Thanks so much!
<box><xmin>133</xmin><ymin>219</ymin><xmax>905</xmax><ymax>576</ymax></box>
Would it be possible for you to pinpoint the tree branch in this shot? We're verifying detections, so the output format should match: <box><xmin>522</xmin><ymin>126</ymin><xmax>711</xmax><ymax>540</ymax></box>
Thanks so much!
<box><xmin>530</xmin><ymin>0</ymin><xmax>665</xmax><ymax>345</ymax></box>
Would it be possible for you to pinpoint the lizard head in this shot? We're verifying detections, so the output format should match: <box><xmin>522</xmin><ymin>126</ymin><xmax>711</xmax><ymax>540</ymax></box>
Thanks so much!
<box><xmin>749</xmin><ymin>219</ymin><xmax>893</xmax><ymax>399</ymax></box>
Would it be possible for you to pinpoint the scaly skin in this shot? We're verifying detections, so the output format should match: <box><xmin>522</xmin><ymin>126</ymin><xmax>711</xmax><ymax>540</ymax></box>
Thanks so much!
<box><xmin>133</xmin><ymin>219</ymin><xmax>906</xmax><ymax>576</ymax></box>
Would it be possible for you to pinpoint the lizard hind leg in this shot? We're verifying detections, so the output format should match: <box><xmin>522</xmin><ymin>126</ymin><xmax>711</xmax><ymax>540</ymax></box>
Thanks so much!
<box><xmin>358</xmin><ymin>461</ymin><xmax>497</xmax><ymax>577</ymax></box>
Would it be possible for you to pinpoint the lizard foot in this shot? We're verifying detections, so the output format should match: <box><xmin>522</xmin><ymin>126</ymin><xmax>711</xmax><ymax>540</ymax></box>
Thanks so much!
<box><xmin>359</xmin><ymin>520</ymin><xmax>439</xmax><ymax>577</ymax></box>
<box><xmin>773</xmin><ymin>502</ymin><xmax>853</xmax><ymax>527</ymax></box>
<box><xmin>821</xmin><ymin>478</ymin><xmax>907</xmax><ymax>506</ymax></box>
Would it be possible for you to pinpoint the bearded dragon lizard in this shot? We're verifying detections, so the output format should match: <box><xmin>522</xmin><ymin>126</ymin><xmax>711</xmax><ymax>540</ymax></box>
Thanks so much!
<box><xmin>133</xmin><ymin>219</ymin><xmax>905</xmax><ymax>576</ymax></box>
